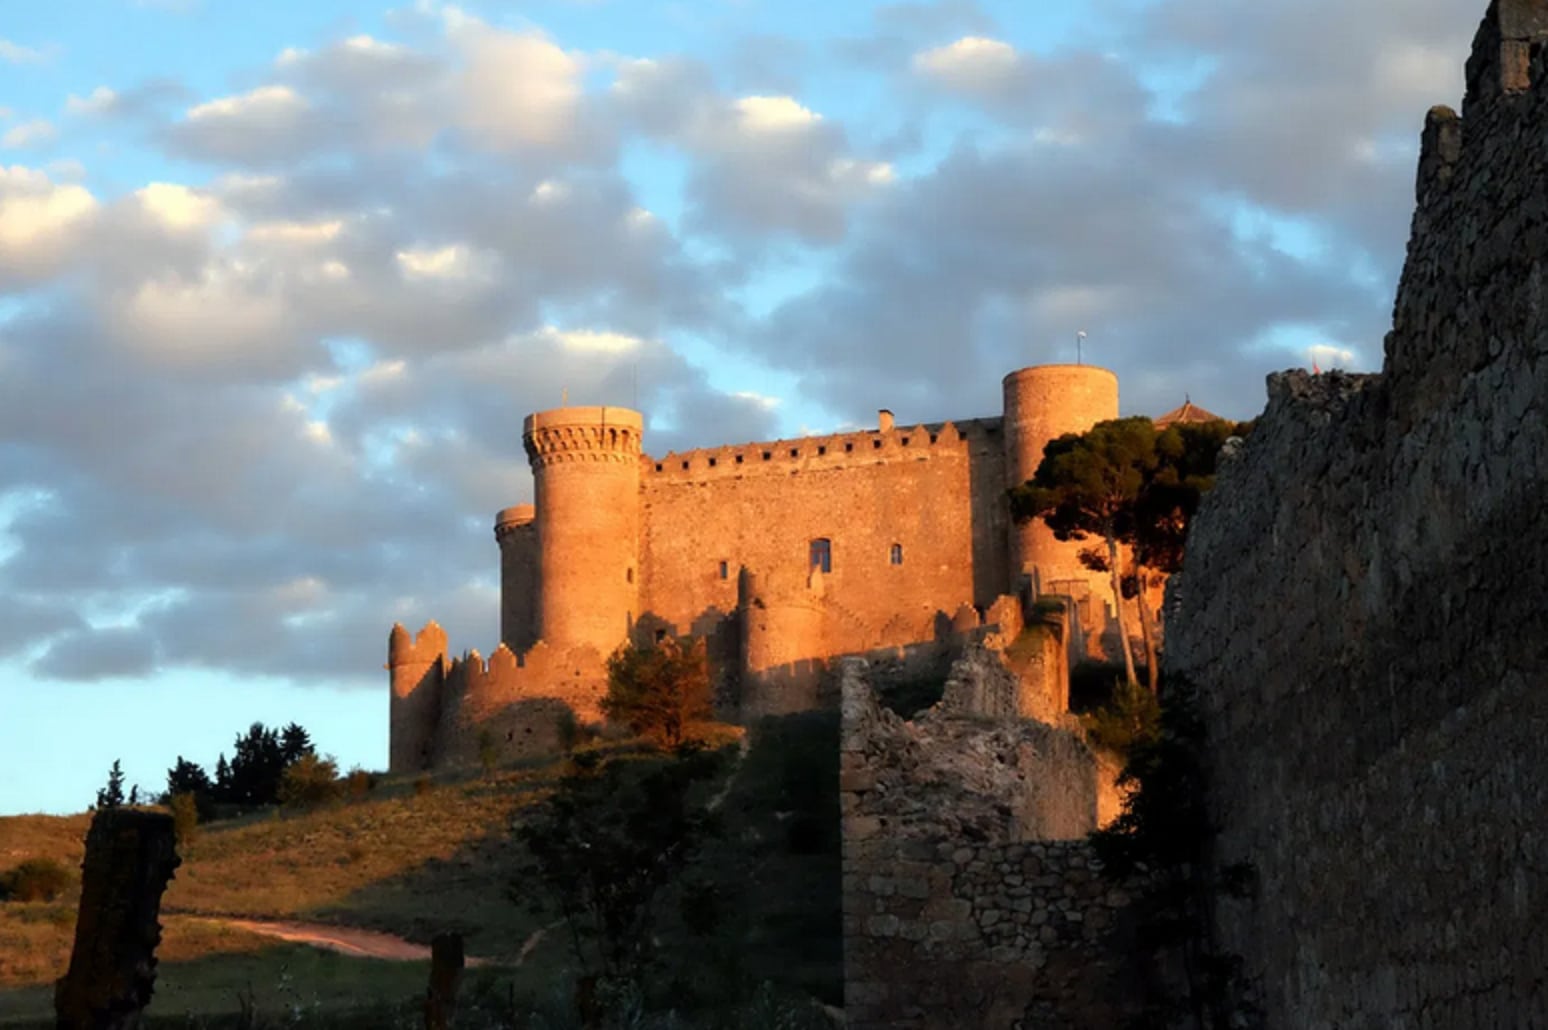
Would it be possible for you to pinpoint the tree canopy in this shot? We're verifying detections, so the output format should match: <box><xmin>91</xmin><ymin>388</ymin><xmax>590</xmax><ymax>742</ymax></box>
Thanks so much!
<box><xmin>603</xmin><ymin>636</ymin><xmax>713</xmax><ymax>748</ymax></box>
<box><xmin>1010</xmin><ymin>415</ymin><xmax>1251</xmax><ymax>690</ymax></box>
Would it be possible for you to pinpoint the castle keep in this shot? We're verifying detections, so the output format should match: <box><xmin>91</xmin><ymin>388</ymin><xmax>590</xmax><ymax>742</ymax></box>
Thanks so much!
<box><xmin>389</xmin><ymin>363</ymin><xmax>1126</xmax><ymax>772</ymax></box>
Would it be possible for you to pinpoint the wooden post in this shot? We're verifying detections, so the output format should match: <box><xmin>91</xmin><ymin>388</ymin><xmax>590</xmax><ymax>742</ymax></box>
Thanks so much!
<box><xmin>424</xmin><ymin>932</ymin><xmax>464</xmax><ymax>1030</ymax></box>
<box><xmin>55</xmin><ymin>808</ymin><xmax>181</xmax><ymax>1030</ymax></box>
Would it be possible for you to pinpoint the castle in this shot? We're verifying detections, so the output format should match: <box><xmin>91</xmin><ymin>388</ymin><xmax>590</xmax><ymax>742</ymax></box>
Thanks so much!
<box><xmin>389</xmin><ymin>362</ymin><xmax>1158</xmax><ymax>773</ymax></box>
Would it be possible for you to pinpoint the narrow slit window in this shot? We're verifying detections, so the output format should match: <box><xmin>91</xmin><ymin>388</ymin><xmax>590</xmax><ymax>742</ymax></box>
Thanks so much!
<box><xmin>718</xmin><ymin>560</ymin><xmax>729</xmax><ymax>580</ymax></box>
<box><xmin>809</xmin><ymin>538</ymin><xmax>832</xmax><ymax>574</ymax></box>
<box><xmin>890</xmin><ymin>543</ymin><xmax>903</xmax><ymax>566</ymax></box>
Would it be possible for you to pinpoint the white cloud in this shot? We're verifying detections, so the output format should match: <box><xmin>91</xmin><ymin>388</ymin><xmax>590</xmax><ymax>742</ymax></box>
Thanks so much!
<box><xmin>187</xmin><ymin>85</ymin><xmax>307</xmax><ymax>124</ymax></box>
<box><xmin>550</xmin><ymin>328</ymin><xmax>644</xmax><ymax>354</ymax></box>
<box><xmin>529</xmin><ymin>179</ymin><xmax>570</xmax><ymax>205</ymax></box>
<box><xmin>734</xmin><ymin>95</ymin><xmax>820</xmax><ymax>133</ymax></box>
<box><xmin>913</xmin><ymin>36</ymin><xmax>1020</xmax><ymax>91</ymax></box>
<box><xmin>0</xmin><ymin>39</ymin><xmax>45</xmax><ymax>65</ymax></box>
<box><xmin>0</xmin><ymin>166</ymin><xmax>96</xmax><ymax>276</ymax></box>
<box><xmin>135</xmin><ymin>182</ymin><xmax>221</xmax><ymax>230</ymax></box>
<box><xmin>67</xmin><ymin>87</ymin><xmax>119</xmax><ymax>116</ymax></box>
<box><xmin>395</xmin><ymin>243</ymin><xmax>490</xmax><ymax>281</ymax></box>
<box><xmin>1</xmin><ymin>120</ymin><xmax>56</xmax><ymax>149</ymax></box>
<box><xmin>452</xmin><ymin>25</ymin><xmax>582</xmax><ymax>149</ymax></box>
<box><xmin>113</xmin><ymin>266</ymin><xmax>293</xmax><ymax>371</ymax></box>
<box><xmin>247</xmin><ymin>219</ymin><xmax>343</xmax><ymax>244</ymax></box>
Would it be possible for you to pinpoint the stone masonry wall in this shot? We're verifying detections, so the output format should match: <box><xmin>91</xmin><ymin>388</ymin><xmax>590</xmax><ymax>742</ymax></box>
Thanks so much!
<box><xmin>640</xmin><ymin>419</ymin><xmax>1009</xmax><ymax>659</ymax></box>
<box><xmin>1167</xmin><ymin>5</ymin><xmax>1548</xmax><ymax>1025</ymax></box>
<box><xmin>839</xmin><ymin>659</ymin><xmax>1140</xmax><ymax>1029</ymax></box>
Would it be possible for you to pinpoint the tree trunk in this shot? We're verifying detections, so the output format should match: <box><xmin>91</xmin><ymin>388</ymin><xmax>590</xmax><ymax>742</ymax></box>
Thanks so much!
<box><xmin>1134</xmin><ymin>567</ymin><xmax>1161</xmax><ymax>694</ymax></box>
<box><xmin>1106</xmin><ymin>532</ymin><xmax>1139</xmax><ymax>687</ymax></box>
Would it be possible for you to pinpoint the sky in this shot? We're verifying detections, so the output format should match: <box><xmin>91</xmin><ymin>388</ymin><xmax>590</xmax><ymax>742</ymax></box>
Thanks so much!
<box><xmin>0</xmin><ymin>0</ymin><xmax>1488</xmax><ymax>813</ymax></box>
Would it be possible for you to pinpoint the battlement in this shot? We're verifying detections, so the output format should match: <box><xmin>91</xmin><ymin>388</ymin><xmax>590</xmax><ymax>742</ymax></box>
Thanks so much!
<box><xmin>387</xmin><ymin>620</ymin><xmax>448</xmax><ymax>669</ymax></box>
<box><xmin>493</xmin><ymin>504</ymin><xmax>535</xmax><ymax>539</ymax></box>
<box><xmin>643</xmin><ymin>417</ymin><xmax>1004</xmax><ymax>483</ymax></box>
<box><xmin>522</xmin><ymin>406</ymin><xmax>644</xmax><ymax>468</ymax></box>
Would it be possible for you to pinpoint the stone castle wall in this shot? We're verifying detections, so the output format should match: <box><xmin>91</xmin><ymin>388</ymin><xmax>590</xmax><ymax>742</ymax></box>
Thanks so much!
<box><xmin>1167</xmin><ymin>4</ymin><xmax>1548</xmax><ymax>1023</ymax></box>
<box><xmin>640</xmin><ymin>418</ymin><xmax>1008</xmax><ymax>652</ymax></box>
<box><xmin>388</xmin><ymin>621</ymin><xmax>603</xmax><ymax>773</ymax></box>
<box><xmin>838</xmin><ymin>659</ymin><xmax>1140</xmax><ymax>1029</ymax></box>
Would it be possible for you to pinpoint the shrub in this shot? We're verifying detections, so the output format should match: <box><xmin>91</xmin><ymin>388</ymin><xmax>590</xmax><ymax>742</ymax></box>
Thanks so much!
<box><xmin>344</xmin><ymin>766</ymin><xmax>374</xmax><ymax>799</ymax></box>
<box><xmin>0</xmin><ymin>858</ymin><xmax>72</xmax><ymax>902</ymax></box>
<box><xmin>556</xmin><ymin>706</ymin><xmax>581</xmax><ymax>752</ymax></box>
<box><xmin>169</xmin><ymin>792</ymin><xmax>199</xmax><ymax>846</ymax></box>
<box><xmin>1082</xmin><ymin>676</ymin><xmax>1162</xmax><ymax>758</ymax></box>
<box><xmin>277</xmin><ymin>753</ymin><xmax>343</xmax><ymax>809</ymax></box>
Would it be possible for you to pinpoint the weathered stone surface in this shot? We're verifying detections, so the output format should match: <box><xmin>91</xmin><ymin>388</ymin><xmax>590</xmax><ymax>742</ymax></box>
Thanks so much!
<box><xmin>55</xmin><ymin>808</ymin><xmax>181</xmax><ymax>1030</ymax></box>
<box><xmin>1170</xmin><ymin>6</ymin><xmax>1548</xmax><ymax>1025</ymax></box>
<box><xmin>839</xmin><ymin>659</ymin><xmax>1142</xmax><ymax>1029</ymax></box>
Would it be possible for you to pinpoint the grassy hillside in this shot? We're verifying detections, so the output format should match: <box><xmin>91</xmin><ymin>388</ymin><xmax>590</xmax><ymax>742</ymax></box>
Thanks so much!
<box><xmin>0</xmin><ymin>721</ymin><xmax>840</xmax><ymax>1028</ymax></box>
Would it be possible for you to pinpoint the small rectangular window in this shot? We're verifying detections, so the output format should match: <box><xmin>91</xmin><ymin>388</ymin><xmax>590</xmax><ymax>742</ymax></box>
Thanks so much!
<box><xmin>654</xmin><ymin>463</ymin><xmax>663</xmax><ymax>472</ymax></box>
<box><xmin>873</xmin><ymin>439</ymin><xmax>882</xmax><ymax>449</ymax></box>
<box><xmin>681</xmin><ymin>460</ymin><xmax>689</xmax><ymax>470</ymax></box>
<box><xmin>901</xmin><ymin>436</ymin><xmax>910</xmax><ymax>446</ymax></box>
<box><xmin>818</xmin><ymin>445</ymin><xmax>827</xmax><ymax>456</ymax></box>
<box><xmin>763</xmin><ymin>451</ymin><xmax>772</xmax><ymax>460</ymax></box>
<box><xmin>708</xmin><ymin>457</ymin><xmax>717</xmax><ymax>467</ymax></box>
<box><xmin>718</xmin><ymin>560</ymin><xmax>729</xmax><ymax>580</ymax></box>
<box><xmin>735</xmin><ymin>454</ymin><xmax>744</xmax><ymax>464</ymax></box>
<box><xmin>790</xmin><ymin>448</ymin><xmax>799</xmax><ymax>457</ymax></box>
<box><xmin>890</xmin><ymin>543</ymin><xmax>903</xmax><ymax>566</ymax></box>
<box><xmin>845</xmin><ymin>442</ymin><xmax>854</xmax><ymax>453</ymax></box>
<box><xmin>809</xmin><ymin>538</ymin><xmax>832</xmax><ymax>573</ymax></box>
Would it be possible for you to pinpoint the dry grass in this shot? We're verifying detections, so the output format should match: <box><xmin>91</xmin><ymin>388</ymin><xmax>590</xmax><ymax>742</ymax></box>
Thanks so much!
<box><xmin>0</xmin><ymin>725</ymin><xmax>789</xmax><ymax>1027</ymax></box>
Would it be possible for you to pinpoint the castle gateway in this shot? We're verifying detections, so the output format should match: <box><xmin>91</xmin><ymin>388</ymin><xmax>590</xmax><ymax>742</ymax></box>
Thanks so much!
<box><xmin>390</xmin><ymin>363</ymin><xmax>1135</xmax><ymax>773</ymax></box>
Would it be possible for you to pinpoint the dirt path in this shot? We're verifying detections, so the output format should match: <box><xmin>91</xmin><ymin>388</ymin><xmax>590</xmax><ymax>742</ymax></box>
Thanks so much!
<box><xmin>213</xmin><ymin>918</ymin><xmax>487</xmax><ymax>964</ymax></box>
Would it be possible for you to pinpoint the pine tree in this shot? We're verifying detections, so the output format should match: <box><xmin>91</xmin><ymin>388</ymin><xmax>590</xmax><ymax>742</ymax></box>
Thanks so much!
<box><xmin>279</xmin><ymin>723</ymin><xmax>314</xmax><ymax>766</ymax></box>
<box><xmin>95</xmin><ymin>759</ymin><xmax>126</xmax><ymax>809</ymax></box>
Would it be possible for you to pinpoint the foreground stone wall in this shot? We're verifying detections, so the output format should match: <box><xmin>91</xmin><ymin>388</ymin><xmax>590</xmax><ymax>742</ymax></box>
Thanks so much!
<box><xmin>839</xmin><ymin>660</ymin><xmax>1139</xmax><ymax>1028</ymax></box>
<box><xmin>1168</xmin><ymin>5</ymin><xmax>1548</xmax><ymax>1024</ymax></box>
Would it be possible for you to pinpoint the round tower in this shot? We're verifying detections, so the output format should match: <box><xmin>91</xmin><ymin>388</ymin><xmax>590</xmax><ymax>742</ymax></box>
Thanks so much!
<box><xmin>738</xmin><ymin>567</ymin><xmax>828</xmax><ymax>718</ymax></box>
<box><xmin>1002</xmin><ymin>364</ymin><xmax>1120</xmax><ymax>594</ymax></box>
<box><xmin>523</xmin><ymin>406</ymin><xmax>643</xmax><ymax>658</ymax></box>
<box><xmin>494</xmin><ymin>504</ymin><xmax>539</xmax><ymax>652</ymax></box>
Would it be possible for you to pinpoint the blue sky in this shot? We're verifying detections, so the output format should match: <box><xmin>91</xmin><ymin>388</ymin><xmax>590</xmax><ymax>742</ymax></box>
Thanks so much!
<box><xmin>0</xmin><ymin>0</ymin><xmax>1484</xmax><ymax>812</ymax></box>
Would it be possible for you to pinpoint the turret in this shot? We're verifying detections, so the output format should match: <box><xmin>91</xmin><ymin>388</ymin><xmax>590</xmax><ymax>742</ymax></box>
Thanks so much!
<box><xmin>738</xmin><ymin>566</ymin><xmax>828</xmax><ymax>718</ymax></box>
<box><xmin>523</xmin><ymin>406</ymin><xmax>643</xmax><ymax>659</ymax></box>
<box><xmin>388</xmin><ymin>621</ymin><xmax>448</xmax><ymax>774</ymax></box>
<box><xmin>1001</xmin><ymin>364</ymin><xmax>1119</xmax><ymax>594</ymax></box>
<box><xmin>494</xmin><ymin>504</ymin><xmax>539</xmax><ymax>652</ymax></box>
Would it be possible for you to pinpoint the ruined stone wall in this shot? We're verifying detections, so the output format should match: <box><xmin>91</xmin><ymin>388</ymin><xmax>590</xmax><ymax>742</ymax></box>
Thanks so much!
<box><xmin>1167</xmin><ymin>6</ymin><xmax>1548</xmax><ymax>1024</ymax></box>
<box><xmin>639</xmin><ymin>418</ymin><xmax>1008</xmax><ymax>658</ymax></box>
<box><xmin>838</xmin><ymin>660</ymin><xmax>1139</xmax><ymax>1028</ymax></box>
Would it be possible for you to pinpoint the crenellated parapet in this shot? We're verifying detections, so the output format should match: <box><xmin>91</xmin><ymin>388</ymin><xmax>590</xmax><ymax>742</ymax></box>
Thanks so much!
<box><xmin>643</xmin><ymin>416</ymin><xmax>1002</xmax><ymax>484</ymax></box>
<box><xmin>523</xmin><ymin>407</ymin><xmax>644</xmax><ymax>467</ymax></box>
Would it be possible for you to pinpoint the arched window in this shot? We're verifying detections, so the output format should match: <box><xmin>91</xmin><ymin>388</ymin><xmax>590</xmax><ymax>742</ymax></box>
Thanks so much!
<box><xmin>889</xmin><ymin>543</ymin><xmax>903</xmax><ymax>566</ymax></box>
<box><xmin>809</xmin><ymin>538</ymin><xmax>832</xmax><ymax>573</ymax></box>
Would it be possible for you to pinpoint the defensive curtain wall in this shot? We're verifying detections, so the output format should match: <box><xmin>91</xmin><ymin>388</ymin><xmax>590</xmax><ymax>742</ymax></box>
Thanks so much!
<box><xmin>391</xmin><ymin>364</ymin><xmax>1123</xmax><ymax>773</ymax></box>
<box><xmin>1168</xmin><ymin>2</ymin><xmax>1548</xmax><ymax>1024</ymax></box>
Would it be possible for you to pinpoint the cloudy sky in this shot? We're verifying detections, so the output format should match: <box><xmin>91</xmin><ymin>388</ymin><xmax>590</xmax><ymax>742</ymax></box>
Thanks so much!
<box><xmin>0</xmin><ymin>0</ymin><xmax>1484</xmax><ymax>812</ymax></box>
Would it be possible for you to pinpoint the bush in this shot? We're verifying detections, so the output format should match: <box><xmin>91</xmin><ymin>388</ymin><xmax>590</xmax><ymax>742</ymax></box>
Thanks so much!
<box><xmin>602</xmin><ymin>637</ymin><xmax>713</xmax><ymax>748</ymax></box>
<box><xmin>344</xmin><ymin>767</ymin><xmax>374</xmax><ymax>799</ymax></box>
<box><xmin>277</xmin><ymin>753</ymin><xmax>343</xmax><ymax>809</ymax></box>
<box><xmin>169</xmin><ymin>792</ymin><xmax>199</xmax><ymax>846</ymax></box>
<box><xmin>1082</xmin><ymin>677</ymin><xmax>1161</xmax><ymax>757</ymax></box>
<box><xmin>0</xmin><ymin>858</ymin><xmax>72</xmax><ymax>903</ymax></box>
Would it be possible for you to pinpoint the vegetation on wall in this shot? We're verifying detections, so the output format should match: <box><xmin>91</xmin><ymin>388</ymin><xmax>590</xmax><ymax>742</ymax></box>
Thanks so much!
<box><xmin>1091</xmin><ymin>677</ymin><xmax>1258</xmax><ymax>1029</ymax></box>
